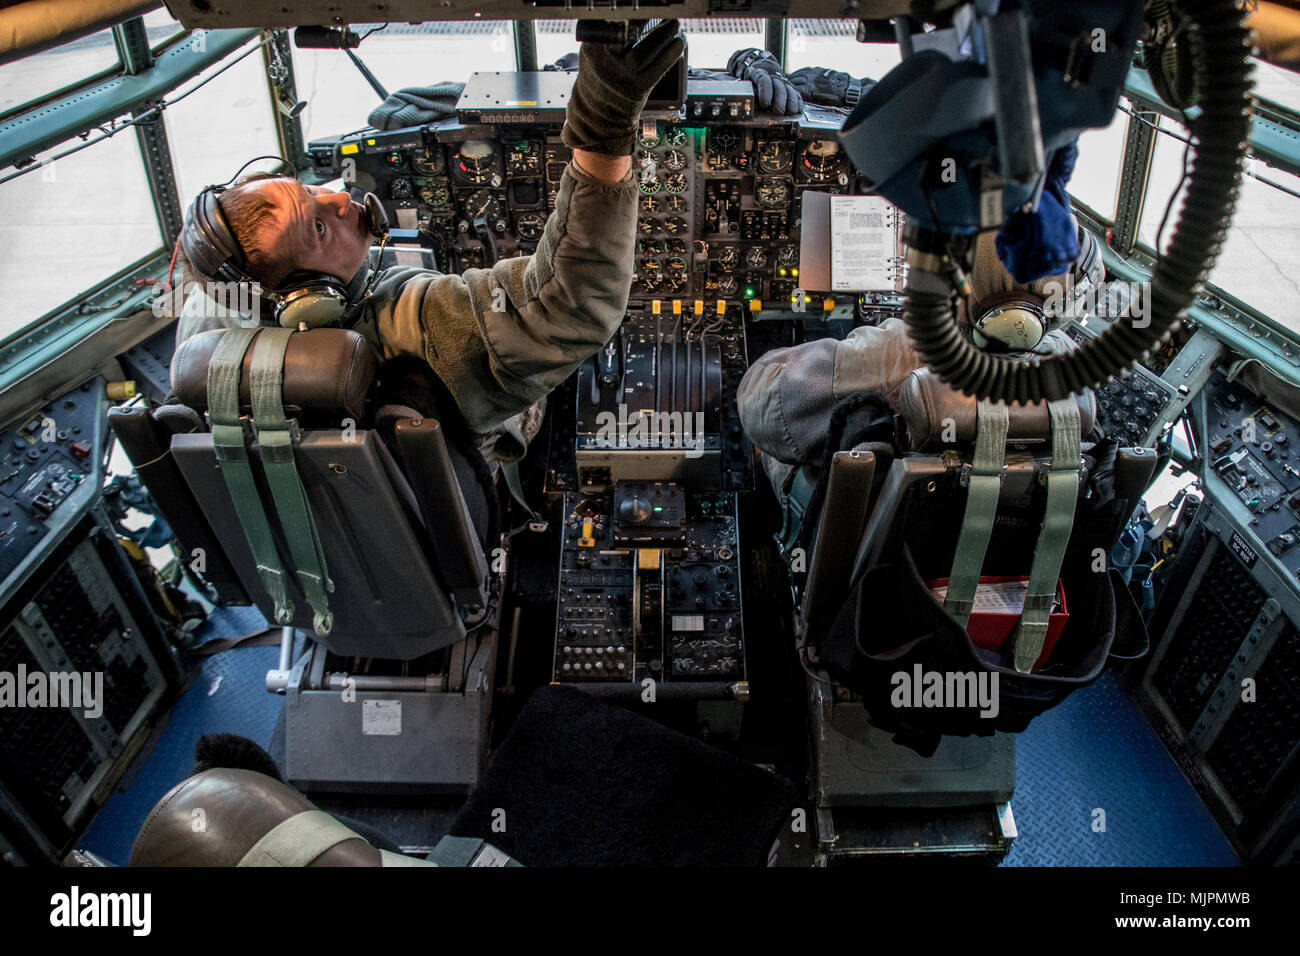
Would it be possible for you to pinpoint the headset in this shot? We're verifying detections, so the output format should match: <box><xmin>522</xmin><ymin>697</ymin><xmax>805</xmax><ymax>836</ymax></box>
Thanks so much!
<box><xmin>179</xmin><ymin>156</ymin><xmax>390</xmax><ymax>329</ymax></box>
<box><xmin>970</xmin><ymin>290</ymin><xmax>1049</xmax><ymax>353</ymax></box>
<box><xmin>970</xmin><ymin>225</ymin><xmax>1105</xmax><ymax>353</ymax></box>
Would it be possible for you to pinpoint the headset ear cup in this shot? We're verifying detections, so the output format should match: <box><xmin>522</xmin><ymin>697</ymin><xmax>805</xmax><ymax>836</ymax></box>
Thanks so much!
<box><xmin>973</xmin><ymin>299</ymin><xmax>1047</xmax><ymax>352</ymax></box>
<box><xmin>274</xmin><ymin>274</ymin><xmax>350</xmax><ymax>329</ymax></box>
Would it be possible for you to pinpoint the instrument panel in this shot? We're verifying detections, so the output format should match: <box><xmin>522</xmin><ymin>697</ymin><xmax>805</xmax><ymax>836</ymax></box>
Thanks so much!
<box><xmin>302</xmin><ymin>71</ymin><xmax>1299</xmax><ymax>704</ymax></box>
<box><xmin>308</xmin><ymin>76</ymin><xmax>884</xmax><ymax>308</ymax></box>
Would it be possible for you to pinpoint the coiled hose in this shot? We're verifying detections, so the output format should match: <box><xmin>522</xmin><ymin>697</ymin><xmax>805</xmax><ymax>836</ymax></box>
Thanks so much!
<box><xmin>905</xmin><ymin>0</ymin><xmax>1254</xmax><ymax>404</ymax></box>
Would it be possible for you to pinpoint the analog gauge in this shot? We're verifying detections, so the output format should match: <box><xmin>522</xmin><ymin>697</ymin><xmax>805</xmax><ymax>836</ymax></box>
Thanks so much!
<box><xmin>636</xmin><ymin>149</ymin><xmax>660</xmax><ymax>171</ymax></box>
<box><xmin>756</xmin><ymin>177</ymin><xmax>792</xmax><ymax>208</ymax></box>
<box><xmin>716</xmin><ymin>245</ymin><xmax>739</xmax><ymax>269</ymax></box>
<box><xmin>639</xmin><ymin>238</ymin><xmax>665</xmax><ymax>256</ymax></box>
<box><xmin>665</xmin><ymin>256</ymin><xmax>687</xmax><ymax>274</ymax></box>
<box><xmin>506</xmin><ymin>141</ymin><xmax>541</xmax><ymax>176</ymax></box>
<box><xmin>664</xmin><ymin>216</ymin><xmax>688</xmax><ymax>236</ymax></box>
<box><xmin>461</xmin><ymin>188</ymin><xmax>501</xmax><ymax>223</ymax></box>
<box><xmin>452</xmin><ymin>140</ymin><xmax>503</xmax><ymax>186</ymax></box>
<box><xmin>416</xmin><ymin>179</ymin><xmax>451</xmax><ymax>207</ymax></box>
<box><xmin>716</xmin><ymin>275</ymin><xmax>739</xmax><ymax>297</ymax></box>
<box><xmin>514</xmin><ymin>211</ymin><xmax>546</xmax><ymax>240</ymax></box>
<box><xmin>640</xmin><ymin>195</ymin><xmax>663</xmax><ymax>214</ymax></box>
<box><xmin>639</xmin><ymin>217</ymin><xmax>659</xmax><ymax>235</ymax></box>
<box><xmin>638</xmin><ymin>257</ymin><xmax>662</xmax><ymax>279</ymax></box>
<box><xmin>412</xmin><ymin>147</ymin><xmax>445</xmax><ymax>174</ymax></box>
<box><xmin>745</xmin><ymin>246</ymin><xmax>769</xmax><ymax>270</ymax></box>
<box><xmin>666</xmin><ymin>239</ymin><xmax>688</xmax><ymax>257</ymax></box>
<box><xmin>638</xmin><ymin>175</ymin><xmax>662</xmax><ymax>196</ymax></box>
<box><xmin>664</xmin><ymin>126</ymin><xmax>688</xmax><ymax>148</ymax></box>
<box><xmin>757</xmin><ymin>141</ymin><xmax>793</xmax><ymax>174</ymax></box>
<box><xmin>799</xmin><ymin>139</ymin><xmax>847</xmax><ymax>183</ymax></box>
<box><xmin>389</xmin><ymin>177</ymin><xmax>413</xmax><ymax>200</ymax></box>
<box><xmin>663</xmin><ymin>149</ymin><xmax>687</xmax><ymax>171</ymax></box>
<box><xmin>636</xmin><ymin>127</ymin><xmax>661</xmax><ymax>150</ymax></box>
<box><xmin>709</xmin><ymin>127</ymin><xmax>739</xmax><ymax>154</ymax></box>
<box><xmin>665</xmin><ymin>194</ymin><xmax>689</xmax><ymax>212</ymax></box>
<box><xmin>664</xmin><ymin>172</ymin><xmax>688</xmax><ymax>193</ymax></box>
<box><xmin>664</xmin><ymin>273</ymin><xmax>688</xmax><ymax>295</ymax></box>
<box><xmin>776</xmin><ymin>244</ymin><xmax>799</xmax><ymax>267</ymax></box>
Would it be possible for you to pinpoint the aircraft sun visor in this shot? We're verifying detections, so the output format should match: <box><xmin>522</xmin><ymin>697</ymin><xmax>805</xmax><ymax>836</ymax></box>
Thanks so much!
<box><xmin>0</xmin><ymin>0</ymin><xmax>157</xmax><ymax>66</ymax></box>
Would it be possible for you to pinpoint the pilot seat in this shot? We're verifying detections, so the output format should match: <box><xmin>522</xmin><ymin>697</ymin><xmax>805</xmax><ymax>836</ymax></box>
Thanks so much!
<box><xmin>792</xmin><ymin>366</ymin><xmax>1156</xmax><ymax>861</ymax></box>
<box><xmin>108</xmin><ymin>325</ymin><xmax>501</xmax><ymax>793</ymax></box>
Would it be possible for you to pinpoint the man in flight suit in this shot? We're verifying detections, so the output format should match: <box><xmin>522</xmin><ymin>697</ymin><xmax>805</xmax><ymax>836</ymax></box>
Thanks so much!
<box><xmin>177</xmin><ymin>20</ymin><xmax>686</xmax><ymax>460</ymax></box>
<box><xmin>737</xmin><ymin>225</ymin><xmax>1104</xmax><ymax>532</ymax></box>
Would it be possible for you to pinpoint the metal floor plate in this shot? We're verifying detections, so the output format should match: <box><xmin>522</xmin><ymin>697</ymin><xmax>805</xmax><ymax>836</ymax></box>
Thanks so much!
<box><xmin>79</xmin><ymin>607</ymin><xmax>1241</xmax><ymax>865</ymax></box>
<box><xmin>1003</xmin><ymin>669</ymin><xmax>1238</xmax><ymax>866</ymax></box>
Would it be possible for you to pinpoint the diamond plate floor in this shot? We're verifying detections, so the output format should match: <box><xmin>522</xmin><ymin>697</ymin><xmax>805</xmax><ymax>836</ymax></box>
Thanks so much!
<box><xmin>80</xmin><ymin>607</ymin><xmax>1240</xmax><ymax>865</ymax></box>
<box><xmin>1003</xmin><ymin>668</ymin><xmax>1238</xmax><ymax>866</ymax></box>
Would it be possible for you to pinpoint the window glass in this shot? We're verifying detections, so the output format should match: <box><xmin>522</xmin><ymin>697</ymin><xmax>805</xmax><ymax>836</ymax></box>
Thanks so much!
<box><xmin>1141</xmin><ymin>112</ymin><xmax>1300</xmax><ymax>334</ymax></box>
<box><xmin>292</xmin><ymin>22</ymin><xmax>516</xmax><ymax>143</ymax></box>
<box><xmin>535</xmin><ymin>20</ymin><xmax>579</xmax><ymax>69</ymax></box>
<box><xmin>1138</xmin><ymin>113</ymin><xmax>1192</xmax><ymax>253</ymax></box>
<box><xmin>536</xmin><ymin>19</ymin><xmax>765</xmax><ymax>74</ymax></box>
<box><xmin>143</xmin><ymin>7</ymin><xmax>187</xmax><ymax>52</ymax></box>
<box><xmin>1252</xmin><ymin>57</ymin><xmax>1300</xmax><ymax>116</ymax></box>
<box><xmin>0</xmin><ymin>28</ymin><xmax>119</xmax><ymax>117</ymax></box>
<box><xmin>1069</xmin><ymin>98</ymin><xmax>1130</xmax><ymax>221</ymax></box>
<box><xmin>0</xmin><ymin>133</ymin><xmax>161</xmax><ymax>340</ymax></box>
<box><xmin>680</xmin><ymin>18</ymin><xmax>765</xmax><ymax>71</ymax></box>
<box><xmin>163</xmin><ymin>44</ymin><xmax>283</xmax><ymax>210</ymax></box>
<box><xmin>786</xmin><ymin>19</ymin><xmax>900</xmax><ymax>80</ymax></box>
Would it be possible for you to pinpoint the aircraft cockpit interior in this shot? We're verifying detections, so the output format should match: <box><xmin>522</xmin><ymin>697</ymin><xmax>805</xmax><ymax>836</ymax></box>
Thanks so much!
<box><xmin>1</xmin><ymin>0</ymin><xmax>1300</xmax><ymax>920</ymax></box>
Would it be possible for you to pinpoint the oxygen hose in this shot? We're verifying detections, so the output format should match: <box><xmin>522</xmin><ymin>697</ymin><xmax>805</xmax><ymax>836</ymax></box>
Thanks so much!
<box><xmin>904</xmin><ymin>0</ymin><xmax>1254</xmax><ymax>404</ymax></box>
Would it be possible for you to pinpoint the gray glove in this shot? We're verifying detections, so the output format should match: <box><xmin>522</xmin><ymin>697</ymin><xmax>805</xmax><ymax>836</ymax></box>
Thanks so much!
<box><xmin>561</xmin><ymin>19</ymin><xmax>686</xmax><ymax>156</ymax></box>
<box><xmin>726</xmin><ymin>48</ymin><xmax>803</xmax><ymax>115</ymax></box>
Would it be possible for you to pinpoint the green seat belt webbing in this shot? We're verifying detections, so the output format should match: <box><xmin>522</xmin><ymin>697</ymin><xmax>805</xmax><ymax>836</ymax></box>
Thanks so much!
<box><xmin>943</xmin><ymin>399</ymin><xmax>1009</xmax><ymax>628</ymax></box>
<box><xmin>208</xmin><ymin>327</ymin><xmax>295</xmax><ymax>626</ymax></box>
<box><xmin>501</xmin><ymin>459</ymin><xmax>548</xmax><ymax>535</ymax></box>
<box><xmin>1011</xmin><ymin>396</ymin><xmax>1082</xmax><ymax>673</ymax></box>
<box><xmin>249</xmin><ymin>328</ymin><xmax>335</xmax><ymax>636</ymax></box>
<box><xmin>778</xmin><ymin>466</ymin><xmax>815</xmax><ymax>556</ymax></box>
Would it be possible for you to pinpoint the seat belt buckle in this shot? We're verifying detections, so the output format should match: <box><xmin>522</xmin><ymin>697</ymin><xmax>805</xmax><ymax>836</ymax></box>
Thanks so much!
<box><xmin>527</xmin><ymin>519</ymin><xmax>549</xmax><ymax>533</ymax></box>
<box><xmin>258</xmin><ymin>417</ymin><xmax>304</xmax><ymax>444</ymax></box>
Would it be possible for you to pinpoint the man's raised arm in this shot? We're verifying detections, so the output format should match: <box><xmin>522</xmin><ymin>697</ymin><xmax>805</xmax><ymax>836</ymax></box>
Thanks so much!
<box><xmin>365</xmin><ymin>21</ymin><xmax>685</xmax><ymax>436</ymax></box>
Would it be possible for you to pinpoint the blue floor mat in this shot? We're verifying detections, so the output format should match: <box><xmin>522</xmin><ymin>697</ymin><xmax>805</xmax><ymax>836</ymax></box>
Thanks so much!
<box><xmin>82</xmin><ymin>610</ymin><xmax>1240</xmax><ymax>865</ymax></box>
<box><xmin>81</xmin><ymin>605</ymin><xmax>282</xmax><ymax>866</ymax></box>
<box><xmin>1003</xmin><ymin>668</ymin><xmax>1239</xmax><ymax>866</ymax></box>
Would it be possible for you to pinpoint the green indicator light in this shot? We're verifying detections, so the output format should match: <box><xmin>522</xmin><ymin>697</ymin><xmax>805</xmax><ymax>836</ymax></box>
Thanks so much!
<box><xmin>745</xmin><ymin>288</ymin><xmax>755</xmax><ymax>297</ymax></box>
<box><xmin>653</xmin><ymin>506</ymin><xmax>663</xmax><ymax>512</ymax></box>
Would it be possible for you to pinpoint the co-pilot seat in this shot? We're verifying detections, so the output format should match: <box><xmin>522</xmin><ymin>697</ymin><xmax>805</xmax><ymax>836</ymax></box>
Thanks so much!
<box><xmin>108</xmin><ymin>326</ymin><xmax>498</xmax><ymax>794</ymax></box>
<box><xmin>795</xmin><ymin>367</ymin><xmax>1156</xmax><ymax>860</ymax></box>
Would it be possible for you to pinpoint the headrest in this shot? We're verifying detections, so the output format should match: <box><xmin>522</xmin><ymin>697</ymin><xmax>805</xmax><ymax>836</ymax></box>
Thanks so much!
<box><xmin>130</xmin><ymin>768</ymin><xmax>382</xmax><ymax>866</ymax></box>
<box><xmin>898</xmin><ymin>366</ymin><xmax>1096</xmax><ymax>451</ymax></box>
<box><xmin>171</xmin><ymin>327</ymin><xmax>376</xmax><ymax>421</ymax></box>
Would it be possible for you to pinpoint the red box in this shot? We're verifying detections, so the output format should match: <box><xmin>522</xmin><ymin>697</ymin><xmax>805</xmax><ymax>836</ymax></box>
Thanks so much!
<box><xmin>926</xmin><ymin>575</ymin><xmax>1069</xmax><ymax>670</ymax></box>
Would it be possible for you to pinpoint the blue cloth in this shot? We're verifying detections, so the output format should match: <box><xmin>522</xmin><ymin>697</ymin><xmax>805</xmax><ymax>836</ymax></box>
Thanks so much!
<box><xmin>995</xmin><ymin>141</ymin><xmax>1081</xmax><ymax>282</ymax></box>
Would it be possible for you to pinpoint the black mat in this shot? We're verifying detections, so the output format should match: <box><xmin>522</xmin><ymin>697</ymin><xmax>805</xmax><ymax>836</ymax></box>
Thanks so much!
<box><xmin>449</xmin><ymin>684</ymin><xmax>800</xmax><ymax>866</ymax></box>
